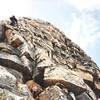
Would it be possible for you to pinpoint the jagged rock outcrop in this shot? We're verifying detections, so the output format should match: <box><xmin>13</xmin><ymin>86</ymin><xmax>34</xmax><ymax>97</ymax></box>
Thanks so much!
<box><xmin>0</xmin><ymin>17</ymin><xmax>100</xmax><ymax>100</ymax></box>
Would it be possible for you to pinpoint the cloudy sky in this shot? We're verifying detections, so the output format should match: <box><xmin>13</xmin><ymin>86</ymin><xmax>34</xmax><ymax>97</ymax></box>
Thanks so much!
<box><xmin>0</xmin><ymin>0</ymin><xmax>100</xmax><ymax>66</ymax></box>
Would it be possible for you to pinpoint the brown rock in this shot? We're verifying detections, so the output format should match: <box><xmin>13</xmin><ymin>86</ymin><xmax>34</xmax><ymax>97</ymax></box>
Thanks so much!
<box><xmin>26</xmin><ymin>80</ymin><xmax>43</xmax><ymax>98</ymax></box>
<box><xmin>11</xmin><ymin>38</ymin><xmax>23</xmax><ymax>48</ymax></box>
<box><xmin>0</xmin><ymin>17</ymin><xmax>100</xmax><ymax>99</ymax></box>
<box><xmin>75</xmin><ymin>69</ymin><xmax>93</xmax><ymax>82</ymax></box>
<box><xmin>94</xmin><ymin>80</ymin><xmax>100</xmax><ymax>90</ymax></box>
<box><xmin>5</xmin><ymin>29</ymin><xmax>24</xmax><ymax>47</ymax></box>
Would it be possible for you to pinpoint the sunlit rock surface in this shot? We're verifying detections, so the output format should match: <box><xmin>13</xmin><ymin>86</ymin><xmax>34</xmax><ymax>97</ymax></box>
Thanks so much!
<box><xmin>0</xmin><ymin>17</ymin><xmax>100</xmax><ymax>100</ymax></box>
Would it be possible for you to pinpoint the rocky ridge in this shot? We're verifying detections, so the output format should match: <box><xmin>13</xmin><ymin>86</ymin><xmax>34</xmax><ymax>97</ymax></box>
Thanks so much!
<box><xmin>0</xmin><ymin>17</ymin><xmax>100</xmax><ymax>100</ymax></box>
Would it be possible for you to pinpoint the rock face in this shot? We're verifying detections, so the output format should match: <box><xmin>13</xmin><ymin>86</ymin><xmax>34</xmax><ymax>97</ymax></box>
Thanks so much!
<box><xmin>44</xmin><ymin>67</ymin><xmax>87</xmax><ymax>94</ymax></box>
<box><xmin>0</xmin><ymin>17</ymin><xmax>100</xmax><ymax>100</ymax></box>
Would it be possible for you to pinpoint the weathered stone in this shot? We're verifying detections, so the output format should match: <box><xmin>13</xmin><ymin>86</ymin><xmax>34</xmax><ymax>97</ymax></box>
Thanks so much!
<box><xmin>0</xmin><ymin>52</ymin><xmax>22</xmax><ymax>69</ymax></box>
<box><xmin>76</xmin><ymin>64</ymin><xmax>87</xmax><ymax>71</ymax></box>
<box><xmin>0</xmin><ymin>88</ymin><xmax>35</xmax><ymax>100</ymax></box>
<box><xmin>21</xmin><ymin>55</ymin><xmax>33</xmax><ymax>72</ymax></box>
<box><xmin>85</xmin><ymin>84</ymin><xmax>97</xmax><ymax>100</ymax></box>
<box><xmin>94</xmin><ymin>81</ymin><xmax>100</xmax><ymax>90</ymax></box>
<box><xmin>19</xmin><ymin>42</ymin><xmax>34</xmax><ymax>61</ymax></box>
<box><xmin>11</xmin><ymin>38</ymin><xmax>23</xmax><ymax>48</ymax></box>
<box><xmin>26</xmin><ymin>80</ymin><xmax>43</xmax><ymax>98</ymax></box>
<box><xmin>44</xmin><ymin>66</ymin><xmax>87</xmax><ymax>94</ymax></box>
<box><xmin>69</xmin><ymin>92</ymin><xmax>76</xmax><ymax>100</ymax></box>
<box><xmin>5</xmin><ymin>29</ymin><xmax>24</xmax><ymax>47</ymax></box>
<box><xmin>0</xmin><ymin>42</ymin><xmax>19</xmax><ymax>55</ymax></box>
<box><xmin>66</xmin><ymin>57</ymin><xmax>76</xmax><ymax>69</ymax></box>
<box><xmin>18</xmin><ymin>43</ymin><xmax>35</xmax><ymax>73</ymax></box>
<box><xmin>17</xmin><ymin>82</ymin><xmax>35</xmax><ymax>100</ymax></box>
<box><xmin>0</xmin><ymin>23</ymin><xmax>5</xmax><ymax>42</ymax></box>
<box><xmin>76</xmin><ymin>64</ymin><xmax>95</xmax><ymax>81</ymax></box>
<box><xmin>8</xmin><ymin>68</ymin><xmax>23</xmax><ymax>83</ymax></box>
<box><xmin>0</xmin><ymin>17</ymin><xmax>100</xmax><ymax>99</ymax></box>
<box><xmin>38</xmin><ymin>85</ymin><xmax>69</xmax><ymax>100</ymax></box>
<box><xmin>75</xmin><ymin>69</ymin><xmax>93</xmax><ymax>82</ymax></box>
<box><xmin>36</xmin><ymin>47</ymin><xmax>53</xmax><ymax>67</ymax></box>
<box><xmin>76</xmin><ymin>92</ymin><xmax>92</xmax><ymax>100</ymax></box>
<box><xmin>0</xmin><ymin>52</ymin><xmax>32</xmax><ymax>81</ymax></box>
<box><xmin>0</xmin><ymin>65</ymin><xmax>16</xmax><ymax>89</ymax></box>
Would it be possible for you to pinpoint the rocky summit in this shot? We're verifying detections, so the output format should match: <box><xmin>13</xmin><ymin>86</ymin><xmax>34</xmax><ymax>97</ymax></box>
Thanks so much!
<box><xmin>0</xmin><ymin>17</ymin><xmax>100</xmax><ymax>100</ymax></box>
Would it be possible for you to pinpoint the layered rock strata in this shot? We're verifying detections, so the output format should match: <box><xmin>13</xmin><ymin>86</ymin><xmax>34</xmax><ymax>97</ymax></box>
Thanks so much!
<box><xmin>0</xmin><ymin>17</ymin><xmax>100</xmax><ymax>100</ymax></box>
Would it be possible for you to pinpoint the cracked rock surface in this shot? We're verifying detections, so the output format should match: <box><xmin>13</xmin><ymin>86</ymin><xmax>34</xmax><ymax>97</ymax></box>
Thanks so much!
<box><xmin>0</xmin><ymin>17</ymin><xmax>100</xmax><ymax>100</ymax></box>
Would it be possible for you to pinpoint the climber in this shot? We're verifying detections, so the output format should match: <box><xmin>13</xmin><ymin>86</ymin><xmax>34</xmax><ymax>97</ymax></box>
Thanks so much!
<box><xmin>10</xmin><ymin>16</ymin><xmax>18</xmax><ymax>27</ymax></box>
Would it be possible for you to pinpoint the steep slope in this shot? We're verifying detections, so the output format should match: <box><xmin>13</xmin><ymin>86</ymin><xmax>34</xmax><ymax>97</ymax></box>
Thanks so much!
<box><xmin>0</xmin><ymin>17</ymin><xmax>100</xmax><ymax>100</ymax></box>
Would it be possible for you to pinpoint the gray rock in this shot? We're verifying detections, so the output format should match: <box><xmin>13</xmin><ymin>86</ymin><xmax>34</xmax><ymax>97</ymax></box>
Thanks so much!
<box><xmin>44</xmin><ymin>66</ymin><xmax>87</xmax><ymax>94</ymax></box>
<box><xmin>7</xmin><ymin>68</ymin><xmax>23</xmax><ymax>83</ymax></box>
<box><xmin>0</xmin><ymin>65</ymin><xmax>16</xmax><ymax>88</ymax></box>
<box><xmin>0</xmin><ymin>23</ymin><xmax>5</xmax><ymax>42</ymax></box>
<box><xmin>0</xmin><ymin>42</ymin><xmax>19</xmax><ymax>55</ymax></box>
<box><xmin>0</xmin><ymin>52</ymin><xmax>32</xmax><ymax>81</ymax></box>
<box><xmin>0</xmin><ymin>17</ymin><xmax>100</xmax><ymax>99</ymax></box>
<box><xmin>5</xmin><ymin>29</ymin><xmax>24</xmax><ymax>48</ymax></box>
<box><xmin>0</xmin><ymin>88</ymin><xmax>34</xmax><ymax>100</ymax></box>
<box><xmin>76</xmin><ymin>92</ymin><xmax>93</xmax><ymax>100</ymax></box>
<box><xmin>38</xmin><ymin>85</ymin><xmax>69</xmax><ymax>100</ymax></box>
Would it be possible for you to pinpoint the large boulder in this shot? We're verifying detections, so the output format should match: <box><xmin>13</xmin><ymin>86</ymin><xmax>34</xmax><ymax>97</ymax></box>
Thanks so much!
<box><xmin>44</xmin><ymin>66</ymin><xmax>87</xmax><ymax>94</ymax></box>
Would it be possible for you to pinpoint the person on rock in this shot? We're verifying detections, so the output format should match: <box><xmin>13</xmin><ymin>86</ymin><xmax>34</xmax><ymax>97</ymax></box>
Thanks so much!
<box><xmin>10</xmin><ymin>16</ymin><xmax>18</xmax><ymax>27</ymax></box>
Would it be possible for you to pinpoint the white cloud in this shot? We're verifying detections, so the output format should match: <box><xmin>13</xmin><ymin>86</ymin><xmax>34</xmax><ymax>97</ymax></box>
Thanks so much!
<box><xmin>0</xmin><ymin>0</ymin><xmax>33</xmax><ymax>20</ymax></box>
<box><xmin>79</xmin><ymin>32</ymin><xmax>100</xmax><ymax>49</ymax></box>
<box><xmin>65</xmin><ymin>13</ymin><xmax>81</xmax><ymax>42</ymax></box>
<box><xmin>66</xmin><ymin>11</ymin><xmax>100</xmax><ymax>49</ymax></box>
<box><xmin>64</xmin><ymin>0</ymin><xmax>100</xmax><ymax>48</ymax></box>
<box><xmin>80</xmin><ymin>12</ymin><xmax>100</xmax><ymax>49</ymax></box>
<box><xmin>64</xmin><ymin>0</ymin><xmax>100</xmax><ymax>11</ymax></box>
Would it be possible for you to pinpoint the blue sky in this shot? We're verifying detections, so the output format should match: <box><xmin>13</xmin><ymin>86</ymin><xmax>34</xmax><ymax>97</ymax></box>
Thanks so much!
<box><xmin>0</xmin><ymin>0</ymin><xmax>100</xmax><ymax>66</ymax></box>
